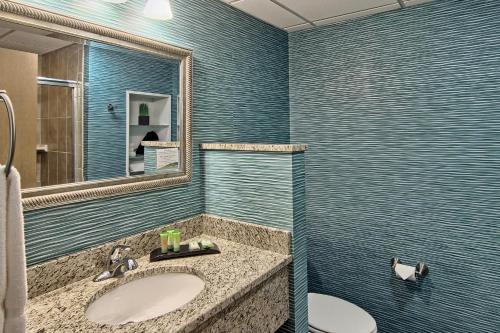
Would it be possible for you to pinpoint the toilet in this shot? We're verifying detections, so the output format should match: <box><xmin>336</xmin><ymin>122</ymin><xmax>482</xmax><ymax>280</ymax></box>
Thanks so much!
<box><xmin>308</xmin><ymin>293</ymin><xmax>377</xmax><ymax>333</ymax></box>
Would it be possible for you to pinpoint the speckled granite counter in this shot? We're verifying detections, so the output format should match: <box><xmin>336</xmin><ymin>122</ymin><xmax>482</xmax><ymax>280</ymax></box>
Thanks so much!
<box><xmin>200</xmin><ymin>143</ymin><xmax>308</xmax><ymax>153</ymax></box>
<box><xmin>142</xmin><ymin>141</ymin><xmax>180</xmax><ymax>148</ymax></box>
<box><xmin>27</xmin><ymin>216</ymin><xmax>292</xmax><ymax>333</ymax></box>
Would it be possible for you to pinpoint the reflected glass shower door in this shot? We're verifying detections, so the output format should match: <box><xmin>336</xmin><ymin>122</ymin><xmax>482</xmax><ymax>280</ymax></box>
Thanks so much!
<box><xmin>37</xmin><ymin>78</ymin><xmax>80</xmax><ymax>187</ymax></box>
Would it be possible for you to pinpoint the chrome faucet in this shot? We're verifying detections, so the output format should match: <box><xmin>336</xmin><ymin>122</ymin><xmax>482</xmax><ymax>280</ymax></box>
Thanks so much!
<box><xmin>93</xmin><ymin>244</ymin><xmax>139</xmax><ymax>282</ymax></box>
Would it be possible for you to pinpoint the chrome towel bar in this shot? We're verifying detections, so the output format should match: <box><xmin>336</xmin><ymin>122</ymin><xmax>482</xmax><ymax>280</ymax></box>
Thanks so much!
<box><xmin>0</xmin><ymin>90</ymin><xmax>16</xmax><ymax>177</ymax></box>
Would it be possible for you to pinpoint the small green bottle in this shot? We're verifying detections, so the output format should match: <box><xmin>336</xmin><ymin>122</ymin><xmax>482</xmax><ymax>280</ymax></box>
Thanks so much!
<box><xmin>171</xmin><ymin>230</ymin><xmax>181</xmax><ymax>252</ymax></box>
<box><xmin>160</xmin><ymin>230</ymin><xmax>170</xmax><ymax>253</ymax></box>
<box><xmin>166</xmin><ymin>229</ymin><xmax>176</xmax><ymax>250</ymax></box>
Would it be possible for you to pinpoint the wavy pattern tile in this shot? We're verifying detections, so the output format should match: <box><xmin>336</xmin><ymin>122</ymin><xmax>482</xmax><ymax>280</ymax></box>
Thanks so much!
<box><xmin>290</xmin><ymin>153</ymin><xmax>308</xmax><ymax>333</ymax></box>
<box><xmin>143</xmin><ymin>146</ymin><xmax>157</xmax><ymax>174</ymax></box>
<box><xmin>84</xmin><ymin>41</ymin><xmax>179</xmax><ymax>180</ymax></box>
<box><xmin>289</xmin><ymin>0</ymin><xmax>500</xmax><ymax>332</ymax></box>
<box><xmin>20</xmin><ymin>0</ymin><xmax>290</xmax><ymax>266</ymax></box>
<box><xmin>203</xmin><ymin>150</ymin><xmax>308</xmax><ymax>332</ymax></box>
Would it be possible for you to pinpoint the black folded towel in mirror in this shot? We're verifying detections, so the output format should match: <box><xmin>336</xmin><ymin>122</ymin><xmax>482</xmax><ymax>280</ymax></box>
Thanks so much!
<box><xmin>136</xmin><ymin>131</ymin><xmax>159</xmax><ymax>155</ymax></box>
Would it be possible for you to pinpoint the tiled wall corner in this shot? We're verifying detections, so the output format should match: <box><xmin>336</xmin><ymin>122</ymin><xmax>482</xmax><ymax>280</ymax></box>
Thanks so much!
<box><xmin>203</xmin><ymin>149</ymin><xmax>308</xmax><ymax>332</ymax></box>
<box><xmin>289</xmin><ymin>0</ymin><xmax>500</xmax><ymax>332</ymax></box>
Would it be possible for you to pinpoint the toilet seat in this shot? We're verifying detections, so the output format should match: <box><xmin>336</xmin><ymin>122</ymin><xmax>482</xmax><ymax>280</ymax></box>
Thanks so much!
<box><xmin>308</xmin><ymin>293</ymin><xmax>377</xmax><ymax>333</ymax></box>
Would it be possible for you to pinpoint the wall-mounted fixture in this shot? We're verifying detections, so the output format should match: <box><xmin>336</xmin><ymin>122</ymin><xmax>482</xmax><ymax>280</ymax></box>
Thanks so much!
<box><xmin>101</xmin><ymin>0</ymin><xmax>173</xmax><ymax>21</ymax></box>
<box><xmin>143</xmin><ymin>0</ymin><xmax>173</xmax><ymax>20</ymax></box>
<box><xmin>391</xmin><ymin>257</ymin><xmax>429</xmax><ymax>282</ymax></box>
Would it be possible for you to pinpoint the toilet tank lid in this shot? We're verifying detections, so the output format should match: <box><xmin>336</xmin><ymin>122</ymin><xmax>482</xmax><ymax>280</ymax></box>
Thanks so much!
<box><xmin>308</xmin><ymin>293</ymin><xmax>377</xmax><ymax>333</ymax></box>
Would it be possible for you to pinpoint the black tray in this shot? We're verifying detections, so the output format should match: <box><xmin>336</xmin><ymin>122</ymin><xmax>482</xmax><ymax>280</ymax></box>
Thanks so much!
<box><xmin>149</xmin><ymin>243</ymin><xmax>220</xmax><ymax>262</ymax></box>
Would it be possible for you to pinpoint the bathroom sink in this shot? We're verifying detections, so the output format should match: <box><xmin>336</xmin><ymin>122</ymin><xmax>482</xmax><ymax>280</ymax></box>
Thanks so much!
<box><xmin>85</xmin><ymin>273</ymin><xmax>205</xmax><ymax>325</ymax></box>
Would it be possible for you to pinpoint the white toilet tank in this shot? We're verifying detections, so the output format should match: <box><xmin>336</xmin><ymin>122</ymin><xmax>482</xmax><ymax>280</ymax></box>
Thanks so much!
<box><xmin>308</xmin><ymin>293</ymin><xmax>377</xmax><ymax>333</ymax></box>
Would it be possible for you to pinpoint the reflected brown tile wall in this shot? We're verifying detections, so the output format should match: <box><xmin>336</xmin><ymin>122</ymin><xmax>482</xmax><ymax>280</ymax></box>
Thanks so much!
<box><xmin>39</xmin><ymin>86</ymin><xmax>75</xmax><ymax>186</ymax></box>
<box><xmin>38</xmin><ymin>44</ymin><xmax>82</xmax><ymax>186</ymax></box>
<box><xmin>40</xmin><ymin>44</ymin><xmax>82</xmax><ymax>81</ymax></box>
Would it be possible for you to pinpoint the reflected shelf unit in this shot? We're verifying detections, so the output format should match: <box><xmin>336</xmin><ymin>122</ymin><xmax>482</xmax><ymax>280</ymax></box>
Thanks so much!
<box><xmin>126</xmin><ymin>90</ymin><xmax>171</xmax><ymax>176</ymax></box>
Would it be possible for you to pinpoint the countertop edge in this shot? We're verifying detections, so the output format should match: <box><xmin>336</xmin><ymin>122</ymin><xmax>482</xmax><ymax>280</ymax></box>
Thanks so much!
<box><xmin>199</xmin><ymin>143</ymin><xmax>308</xmax><ymax>153</ymax></box>
<box><xmin>178</xmin><ymin>248</ymin><xmax>292</xmax><ymax>333</ymax></box>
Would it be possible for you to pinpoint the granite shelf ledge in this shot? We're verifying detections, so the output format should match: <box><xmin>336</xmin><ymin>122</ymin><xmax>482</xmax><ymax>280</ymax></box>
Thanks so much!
<box><xmin>199</xmin><ymin>143</ymin><xmax>308</xmax><ymax>153</ymax></box>
<box><xmin>142</xmin><ymin>141</ymin><xmax>180</xmax><ymax>148</ymax></box>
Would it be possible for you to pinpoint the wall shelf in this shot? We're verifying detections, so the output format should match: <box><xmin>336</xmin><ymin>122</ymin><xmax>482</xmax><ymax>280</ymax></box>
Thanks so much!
<box><xmin>126</xmin><ymin>90</ymin><xmax>172</xmax><ymax>176</ymax></box>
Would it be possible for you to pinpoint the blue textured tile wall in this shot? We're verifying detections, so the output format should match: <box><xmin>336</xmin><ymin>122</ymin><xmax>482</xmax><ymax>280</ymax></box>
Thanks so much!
<box><xmin>290</xmin><ymin>153</ymin><xmax>308</xmax><ymax>333</ymax></box>
<box><xmin>289</xmin><ymin>0</ymin><xmax>500</xmax><ymax>332</ymax></box>
<box><xmin>143</xmin><ymin>146</ymin><xmax>157</xmax><ymax>174</ymax></box>
<box><xmin>84</xmin><ymin>42</ymin><xmax>179</xmax><ymax>180</ymax></box>
<box><xmin>20</xmin><ymin>0</ymin><xmax>290</xmax><ymax>266</ymax></box>
<box><xmin>203</xmin><ymin>150</ymin><xmax>308</xmax><ymax>333</ymax></box>
<box><xmin>143</xmin><ymin>146</ymin><xmax>179</xmax><ymax>174</ymax></box>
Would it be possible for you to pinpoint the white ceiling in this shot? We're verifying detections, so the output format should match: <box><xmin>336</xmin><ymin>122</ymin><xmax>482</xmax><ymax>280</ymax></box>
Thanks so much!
<box><xmin>0</xmin><ymin>21</ymin><xmax>73</xmax><ymax>55</ymax></box>
<box><xmin>222</xmin><ymin>0</ymin><xmax>432</xmax><ymax>31</ymax></box>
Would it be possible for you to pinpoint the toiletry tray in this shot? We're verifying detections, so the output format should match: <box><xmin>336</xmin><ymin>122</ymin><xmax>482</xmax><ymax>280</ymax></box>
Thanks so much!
<box><xmin>149</xmin><ymin>243</ymin><xmax>220</xmax><ymax>262</ymax></box>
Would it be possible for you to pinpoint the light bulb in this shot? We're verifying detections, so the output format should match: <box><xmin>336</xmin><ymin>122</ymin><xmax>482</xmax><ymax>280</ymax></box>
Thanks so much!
<box><xmin>143</xmin><ymin>0</ymin><xmax>173</xmax><ymax>20</ymax></box>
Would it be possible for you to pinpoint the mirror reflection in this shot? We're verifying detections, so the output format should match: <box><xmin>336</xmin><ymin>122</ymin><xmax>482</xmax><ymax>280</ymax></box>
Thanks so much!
<box><xmin>0</xmin><ymin>21</ymin><xmax>182</xmax><ymax>189</ymax></box>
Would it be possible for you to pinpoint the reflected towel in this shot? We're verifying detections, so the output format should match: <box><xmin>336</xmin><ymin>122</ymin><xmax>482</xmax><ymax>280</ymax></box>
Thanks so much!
<box><xmin>0</xmin><ymin>166</ymin><xmax>27</xmax><ymax>333</ymax></box>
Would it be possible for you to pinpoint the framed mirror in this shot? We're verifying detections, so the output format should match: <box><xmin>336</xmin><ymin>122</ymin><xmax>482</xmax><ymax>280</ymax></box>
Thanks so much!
<box><xmin>0</xmin><ymin>1</ymin><xmax>192</xmax><ymax>210</ymax></box>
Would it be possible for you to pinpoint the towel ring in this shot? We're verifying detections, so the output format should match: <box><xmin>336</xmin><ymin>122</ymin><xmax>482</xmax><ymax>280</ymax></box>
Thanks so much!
<box><xmin>0</xmin><ymin>90</ymin><xmax>16</xmax><ymax>177</ymax></box>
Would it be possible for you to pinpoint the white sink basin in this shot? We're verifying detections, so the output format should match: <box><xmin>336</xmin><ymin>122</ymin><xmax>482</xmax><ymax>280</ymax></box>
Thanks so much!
<box><xmin>85</xmin><ymin>273</ymin><xmax>205</xmax><ymax>325</ymax></box>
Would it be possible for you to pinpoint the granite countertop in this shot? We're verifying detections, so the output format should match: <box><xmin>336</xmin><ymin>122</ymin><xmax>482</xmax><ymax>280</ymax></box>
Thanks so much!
<box><xmin>27</xmin><ymin>235</ymin><xmax>292</xmax><ymax>333</ymax></box>
<box><xmin>199</xmin><ymin>143</ymin><xmax>308</xmax><ymax>153</ymax></box>
<box><xmin>142</xmin><ymin>141</ymin><xmax>180</xmax><ymax>148</ymax></box>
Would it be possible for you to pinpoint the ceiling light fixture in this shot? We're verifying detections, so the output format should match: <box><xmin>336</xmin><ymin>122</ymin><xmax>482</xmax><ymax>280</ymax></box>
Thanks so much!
<box><xmin>101</xmin><ymin>0</ymin><xmax>173</xmax><ymax>20</ymax></box>
<box><xmin>143</xmin><ymin>0</ymin><xmax>173</xmax><ymax>20</ymax></box>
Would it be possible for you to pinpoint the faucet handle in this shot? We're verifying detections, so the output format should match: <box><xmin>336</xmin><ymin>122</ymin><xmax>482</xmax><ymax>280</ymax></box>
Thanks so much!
<box><xmin>94</xmin><ymin>245</ymin><xmax>137</xmax><ymax>282</ymax></box>
<box><xmin>109</xmin><ymin>258</ymin><xmax>138</xmax><ymax>278</ymax></box>
<box><xmin>110</xmin><ymin>244</ymin><xmax>131</xmax><ymax>258</ymax></box>
<box><xmin>107</xmin><ymin>245</ymin><xmax>132</xmax><ymax>268</ymax></box>
<box><xmin>124</xmin><ymin>258</ymin><xmax>138</xmax><ymax>271</ymax></box>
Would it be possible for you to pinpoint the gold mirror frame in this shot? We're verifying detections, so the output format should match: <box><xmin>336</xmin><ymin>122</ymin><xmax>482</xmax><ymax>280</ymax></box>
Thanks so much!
<box><xmin>0</xmin><ymin>1</ymin><xmax>193</xmax><ymax>211</ymax></box>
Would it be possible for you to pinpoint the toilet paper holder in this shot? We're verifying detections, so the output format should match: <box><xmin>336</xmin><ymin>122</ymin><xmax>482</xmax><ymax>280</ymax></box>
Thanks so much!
<box><xmin>391</xmin><ymin>257</ymin><xmax>429</xmax><ymax>279</ymax></box>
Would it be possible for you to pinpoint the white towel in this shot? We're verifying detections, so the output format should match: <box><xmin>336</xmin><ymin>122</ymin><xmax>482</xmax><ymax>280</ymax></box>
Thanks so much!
<box><xmin>0</xmin><ymin>166</ymin><xmax>27</xmax><ymax>333</ymax></box>
<box><xmin>0</xmin><ymin>166</ymin><xmax>6</xmax><ymax>333</ymax></box>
